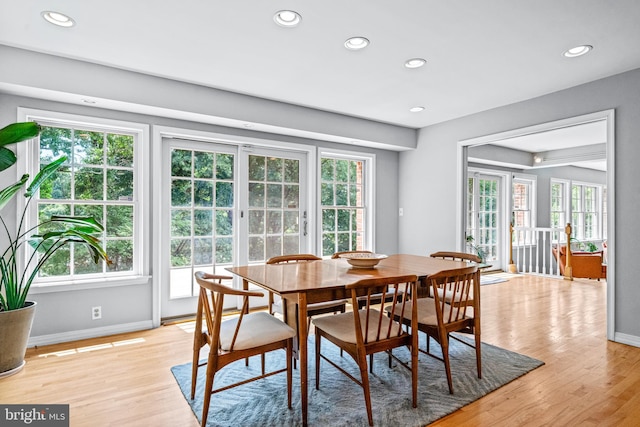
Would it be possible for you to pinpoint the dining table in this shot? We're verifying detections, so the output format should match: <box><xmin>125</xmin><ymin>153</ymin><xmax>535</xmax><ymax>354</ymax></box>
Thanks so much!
<box><xmin>226</xmin><ymin>253</ymin><xmax>470</xmax><ymax>426</ymax></box>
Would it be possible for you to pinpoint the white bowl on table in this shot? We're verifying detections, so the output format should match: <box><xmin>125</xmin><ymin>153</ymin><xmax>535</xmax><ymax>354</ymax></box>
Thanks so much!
<box><xmin>339</xmin><ymin>253</ymin><xmax>388</xmax><ymax>268</ymax></box>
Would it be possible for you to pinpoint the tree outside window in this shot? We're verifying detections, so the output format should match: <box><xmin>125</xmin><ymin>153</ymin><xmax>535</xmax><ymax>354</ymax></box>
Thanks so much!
<box><xmin>320</xmin><ymin>157</ymin><xmax>365</xmax><ymax>256</ymax></box>
<box><xmin>35</xmin><ymin>124</ymin><xmax>136</xmax><ymax>278</ymax></box>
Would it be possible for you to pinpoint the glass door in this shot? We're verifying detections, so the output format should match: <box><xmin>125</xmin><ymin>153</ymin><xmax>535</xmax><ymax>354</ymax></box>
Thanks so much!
<box><xmin>161</xmin><ymin>140</ymin><xmax>309</xmax><ymax>318</ymax></box>
<box><xmin>467</xmin><ymin>173</ymin><xmax>502</xmax><ymax>266</ymax></box>
<box><xmin>161</xmin><ymin>139</ymin><xmax>237</xmax><ymax>318</ymax></box>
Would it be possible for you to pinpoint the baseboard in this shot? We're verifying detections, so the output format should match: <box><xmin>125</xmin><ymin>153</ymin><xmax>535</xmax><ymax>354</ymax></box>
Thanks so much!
<box><xmin>28</xmin><ymin>320</ymin><xmax>154</xmax><ymax>348</ymax></box>
<box><xmin>614</xmin><ymin>332</ymin><xmax>640</xmax><ymax>348</ymax></box>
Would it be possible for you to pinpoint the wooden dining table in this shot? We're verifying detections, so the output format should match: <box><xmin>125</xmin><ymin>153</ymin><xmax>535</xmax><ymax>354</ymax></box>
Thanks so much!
<box><xmin>226</xmin><ymin>253</ymin><xmax>470</xmax><ymax>426</ymax></box>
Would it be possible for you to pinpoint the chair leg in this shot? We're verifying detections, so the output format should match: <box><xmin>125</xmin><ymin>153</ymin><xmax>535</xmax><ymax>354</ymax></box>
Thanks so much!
<box><xmin>440</xmin><ymin>333</ymin><xmax>454</xmax><ymax>394</ymax></box>
<box><xmin>287</xmin><ymin>339</ymin><xmax>293</xmax><ymax>409</ymax></box>
<box><xmin>369</xmin><ymin>353</ymin><xmax>374</xmax><ymax>373</ymax></box>
<box><xmin>191</xmin><ymin>300</ymin><xmax>204</xmax><ymax>400</ymax></box>
<box><xmin>261</xmin><ymin>353</ymin><xmax>266</xmax><ymax>376</ymax></box>
<box><xmin>315</xmin><ymin>333</ymin><xmax>321</xmax><ymax>390</ymax></box>
<box><xmin>357</xmin><ymin>349</ymin><xmax>374</xmax><ymax>426</ymax></box>
<box><xmin>474</xmin><ymin>327</ymin><xmax>482</xmax><ymax>379</ymax></box>
<box><xmin>202</xmin><ymin>355</ymin><xmax>217</xmax><ymax>427</ymax></box>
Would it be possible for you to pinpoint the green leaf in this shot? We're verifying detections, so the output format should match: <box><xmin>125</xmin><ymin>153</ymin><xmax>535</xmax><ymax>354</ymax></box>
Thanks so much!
<box><xmin>0</xmin><ymin>122</ymin><xmax>41</xmax><ymax>149</ymax></box>
<box><xmin>0</xmin><ymin>147</ymin><xmax>17</xmax><ymax>172</ymax></box>
<box><xmin>50</xmin><ymin>215</ymin><xmax>105</xmax><ymax>232</ymax></box>
<box><xmin>25</xmin><ymin>156</ymin><xmax>67</xmax><ymax>198</ymax></box>
<box><xmin>0</xmin><ymin>174</ymin><xmax>29</xmax><ymax>211</ymax></box>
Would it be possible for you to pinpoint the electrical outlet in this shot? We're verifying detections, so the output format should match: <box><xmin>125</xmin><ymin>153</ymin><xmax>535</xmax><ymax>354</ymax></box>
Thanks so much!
<box><xmin>92</xmin><ymin>306</ymin><xmax>102</xmax><ymax>320</ymax></box>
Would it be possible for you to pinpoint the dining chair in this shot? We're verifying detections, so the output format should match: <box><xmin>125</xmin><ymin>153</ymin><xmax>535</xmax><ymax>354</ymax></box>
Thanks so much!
<box><xmin>429</xmin><ymin>251</ymin><xmax>481</xmax><ymax>264</ymax></box>
<box><xmin>191</xmin><ymin>272</ymin><xmax>296</xmax><ymax>426</ymax></box>
<box><xmin>313</xmin><ymin>275</ymin><xmax>419</xmax><ymax>426</ymax></box>
<box><xmin>388</xmin><ymin>265</ymin><xmax>481</xmax><ymax>394</ymax></box>
<box><xmin>332</xmin><ymin>251</ymin><xmax>405</xmax><ymax>310</ymax></box>
<box><xmin>267</xmin><ymin>254</ymin><xmax>348</xmax><ymax>326</ymax></box>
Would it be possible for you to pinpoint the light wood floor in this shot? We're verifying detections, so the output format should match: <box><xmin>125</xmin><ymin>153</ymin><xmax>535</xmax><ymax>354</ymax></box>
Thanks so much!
<box><xmin>2</xmin><ymin>274</ymin><xmax>640</xmax><ymax>426</ymax></box>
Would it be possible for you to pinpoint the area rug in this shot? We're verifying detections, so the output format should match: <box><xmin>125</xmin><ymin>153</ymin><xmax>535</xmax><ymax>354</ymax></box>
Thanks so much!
<box><xmin>480</xmin><ymin>276</ymin><xmax>508</xmax><ymax>285</ymax></box>
<box><xmin>171</xmin><ymin>335</ymin><xmax>543</xmax><ymax>426</ymax></box>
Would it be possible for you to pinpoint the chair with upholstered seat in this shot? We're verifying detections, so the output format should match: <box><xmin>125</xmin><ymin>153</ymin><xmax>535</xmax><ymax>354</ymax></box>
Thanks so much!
<box><xmin>313</xmin><ymin>275</ymin><xmax>419</xmax><ymax>426</ymax></box>
<box><xmin>191</xmin><ymin>272</ymin><xmax>296</xmax><ymax>426</ymax></box>
<box><xmin>332</xmin><ymin>251</ymin><xmax>405</xmax><ymax>309</ymax></box>
<box><xmin>388</xmin><ymin>266</ymin><xmax>481</xmax><ymax>394</ymax></box>
<box><xmin>267</xmin><ymin>254</ymin><xmax>348</xmax><ymax>325</ymax></box>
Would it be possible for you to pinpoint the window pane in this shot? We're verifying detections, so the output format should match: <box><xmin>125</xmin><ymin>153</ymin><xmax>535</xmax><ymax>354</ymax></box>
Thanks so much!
<box><xmin>74</xmin><ymin>130</ymin><xmax>104</xmax><ymax>165</ymax></box>
<box><xmin>266</xmin><ymin>184</ymin><xmax>282</xmax><ymax>208</ymax></box>
<box><xmin>248</xmin><ymin>183</ymin><xmax>265</xmax><ymax>207</ymax></box>
<box><xmin>171</xmin><ymin>179</ymin><xmax>192</xmax><ymax>206</ymax></box>
<box><xmin>171</xmin><ymin>149</ymin><xmax>192</xmax><ymax>177</ymax></box>
<box><xmin>215</xmin><ymin>182</ymin><xmax>234</xmax><ymax>207</ymax></box>
<box><xmin>107</xmin><ymin>205</ymin><xmax>133</xmax><ymax>237</ymax></box>
<box><xmin>194</xmin><ymin>152</ymin><xmax>214</xmax><ymax>179</ymax></box>
<box><xmin>284</xmin><ymin>159</ymin><xmax>299</xmax><ymax>183</ymax></box>
<box><xmin>194</xmin><ymin>210</ymin><xmax>213</xmax><ymax>236</ymax></box>
<box><xmin>171</xmin><ymin>238</ymin><xmax>191</xmax><ymax>266</ymax></box>
<box><xmin>107</xmin><ymin>240</ymin><xmax>134</xmax><ymax>272</ymax></box>
<box><xmin>106</xmin><ymin>169</ymin><xmax>133</xmax><ymax>201</ymax></box>
<box><xmin>249</xmin><ymin>210</ymin><xmax>265</xmax><ymax>234</ymax></box>
<box><xmin>74</xmin><ymin>167</ymin><xmax>104</xmax><ymax>200</ymax></box>
<box><xmin>215</xmin><ymin>210</ymin><xmax>233</xmax><ymax>235</ymax></box>
<box><xmin>267</xmin><ymin>157</ymin><xmax>283</xmax><ymax>181</ymax></box>
<box><xmin>248</xmin><ymin>155</ymin><xmax>265</xmax><ymax>181</ymax></box>
<box><xmin>40</xmin><ymin>126</ymin><xmax>72</xmax><ymax>163</ymax></box>
<box><xmin>321</xmin><ymin>158</ymin><xmax>334</xmax><ymax>181</ymax></box>
<box><xmin>216</xmin><ymin>153</ymin><xmax>234</xmax><ymax>180</ymax></box>
<box><xmin>194</xmin><ymin>180</ymin><xmax>214</xmax><ymax>207</ymax></box>
<box><xmin>107</xmin><ymin>134</ymin><xmax>134</xmax><ymax>167</ymax></box>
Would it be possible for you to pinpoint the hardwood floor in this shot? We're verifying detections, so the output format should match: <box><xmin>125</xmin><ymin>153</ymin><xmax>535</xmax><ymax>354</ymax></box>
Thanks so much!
<box><xmin>1</xmin><ymin>274</ymin><xmax>639</xmax><ymax>426</ymax></box>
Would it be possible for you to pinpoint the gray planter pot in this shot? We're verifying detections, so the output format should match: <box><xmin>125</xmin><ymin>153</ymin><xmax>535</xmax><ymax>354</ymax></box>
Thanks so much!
<box><xmin>0</xmin><ymin>301</ymin><xmax>36</xmax><ymax>378</ymax></box>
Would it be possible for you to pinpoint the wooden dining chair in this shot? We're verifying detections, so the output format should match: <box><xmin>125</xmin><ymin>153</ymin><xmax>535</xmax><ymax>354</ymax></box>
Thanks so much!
<box><xmin>332</xmin><ymin>251</ymin><xmax>404</xmax><ymax>310</ymax></box>
<box><xmin>267</xmin><ymin>254</ymin><xmax>348</xmax><ymax>326</ymax></box>
<box><xmin>191</xmin><ymin>272</ymin><xmax>296</xmax><ymax>426</ymax></box>
<box><xmin>388</xmin><ymin>266</ymin><xmax>481</xmax><ymax>394</ymax></box>
<box><xmin>429</xmin><ymin>250</ymin><xmax>481</xmax><ymax>264</ymax></box>
<box><xmin>313</xmin><ymin>275</ymin><xmax>419</xmax><ymax>426</ymax></box>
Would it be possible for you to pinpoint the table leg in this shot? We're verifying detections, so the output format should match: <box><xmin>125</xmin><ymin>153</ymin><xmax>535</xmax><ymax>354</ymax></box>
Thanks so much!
<box><xmin>297</xmin><ymin>293</ymin><xmax>308</xmax><ymax>427</ymax></box>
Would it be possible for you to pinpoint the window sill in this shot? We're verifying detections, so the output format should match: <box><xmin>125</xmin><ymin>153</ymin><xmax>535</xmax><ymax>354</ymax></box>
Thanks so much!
<box><xmin>30</xmin><ymin>275</ymin><xmax>152</xmax><ymax>294</ymax></box>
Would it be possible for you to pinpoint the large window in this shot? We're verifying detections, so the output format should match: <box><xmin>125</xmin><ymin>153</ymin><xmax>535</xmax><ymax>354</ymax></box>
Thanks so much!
<box><xmin>550</xmin><ymin>179</ymin><xmax>569</xmax><ymax>241</ymax></box>
<box><xmin>21</xmin><ymin>111</ymin><xmax>146</xmax><ymax>284</ymax></box>
<box><xmin>319</xmin><ymin>151</ymin><xmax>373</xmax><ymax>257</ymax></box>
<box><xmin>572</xmin><ymin>182</ymin><xmax>602</xmax><ymax>240</ymax></box>
<box><xmin>550</xmin><ymin>179</ymin><xmax>605</xmax><ymax>242</ymax></box>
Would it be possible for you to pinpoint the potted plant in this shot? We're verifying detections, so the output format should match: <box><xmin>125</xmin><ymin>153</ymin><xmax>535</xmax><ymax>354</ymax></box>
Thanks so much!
<box><xmin>466</xmin><ymin>234</ymin><xmax>486</xmax><ymax>263</ymax></box>
<box><xmin>0</xmin><ymin>122</ymin><xmax>110</xmax><ymax>378</ymax></box>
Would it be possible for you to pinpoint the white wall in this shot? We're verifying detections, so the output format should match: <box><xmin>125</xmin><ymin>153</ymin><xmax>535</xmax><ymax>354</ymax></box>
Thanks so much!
<box><xmin>399</xmin><ymin>68</ymin><xmax>640</xmax><ymax>344</ymax></box>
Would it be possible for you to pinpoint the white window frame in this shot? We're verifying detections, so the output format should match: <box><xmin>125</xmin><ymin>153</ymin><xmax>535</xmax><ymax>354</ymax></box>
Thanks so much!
<box><xmin>317</xmin><ymin>148</ymin><xmax>375</xmax><ymax>256</ymax></box>
<box><xmin>17</xmin><ymin>108</ymin><xmax>150</xmax><ymax>292</ymax></box>
<box><xmin>511</xmin><ymin>173</ymin><xmax>536</xmax><ymax>246</ymax></box>
<box><xmin>550</xmin><ymin>178</ymin><xmax>570</xmax><ymax>242</ymax></box>
<box><xmin>571</xmin><ymin>180</ymin><xmax>604</xmax><ymax>241</ymax></box>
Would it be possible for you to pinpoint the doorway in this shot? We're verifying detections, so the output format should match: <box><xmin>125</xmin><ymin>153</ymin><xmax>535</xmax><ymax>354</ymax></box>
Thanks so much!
<box><xmin>457</xmin><ymin>109</ymin><xmax>615</xmax><ymax>340</ymax></box>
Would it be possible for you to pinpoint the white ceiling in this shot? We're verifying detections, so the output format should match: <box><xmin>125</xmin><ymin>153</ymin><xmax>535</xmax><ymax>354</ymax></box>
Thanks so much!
<box><xmin>1</xmin><ymin>1</ymin><xmax>640</xmax><ymax>130</ymax></box>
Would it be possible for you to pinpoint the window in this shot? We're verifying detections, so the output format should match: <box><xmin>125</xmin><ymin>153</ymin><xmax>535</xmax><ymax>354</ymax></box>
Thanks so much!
<box><xmin>550</xmin><ymin>179</ymin><xmax>605</xmax><ymax>242</ymax></box>
<box><xmin>550</xmin><ymin>179</ymin><xmax>569</xmax><ymax>241</ymax></box>
<box><xmin>20</xmin><ymin>110</ymin><xmax>146</xmax><ymax>284</ymax></box>
<box><xmin>319</xmin><ymin>151</ymin><xmax>374</xmax><ymax>257</ymax></box>
<box><xmin>572</xmin><ymin>182</ymin><xmax>602</xmax><ymax>240</ymax></box>
<box><xmin>511</xmin><ymin>175</ymin><xmax>536</xmax><ymax>245</ymax></box>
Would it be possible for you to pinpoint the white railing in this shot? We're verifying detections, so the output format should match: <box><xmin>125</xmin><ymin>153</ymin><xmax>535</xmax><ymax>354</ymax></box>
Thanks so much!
<box><xmin>511</xmin><ymin>226</ymin><xmax>567</xmax><ymax>276</ymax></box>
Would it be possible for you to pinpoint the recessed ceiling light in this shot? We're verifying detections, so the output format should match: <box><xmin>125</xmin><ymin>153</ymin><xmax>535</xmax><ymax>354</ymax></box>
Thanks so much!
<box><xmin>344</xmin><ymin>37</ymin><xmax>370</xmax><ymax>50</ymax></box>
<box><xmin>81</xmin><ymin>99</ymin><xmax>96</xmax><ymax>104</ymax></box>
<box><xmin>274</xmin><ymin>10</ymin><xmax>301</xmax><ymax>27</ymax></box>
<box><xmin>405</xmin><ymin>58</ymin><xmax>426</xmax><ymax>69</ymax></box>
<box><xmin>41</xmin><ymin>11</ymin><xmax>75</xmax><ymax>27</ymax></box>
<box><xmin>409</xmin><ymin>106</ymin><xmax>425</xmax><ymax>113</ymax></box>
<box><xmin>563</xmin><ymin>45</ymin><xmax>592</xmax><ymax>58</ymax></box>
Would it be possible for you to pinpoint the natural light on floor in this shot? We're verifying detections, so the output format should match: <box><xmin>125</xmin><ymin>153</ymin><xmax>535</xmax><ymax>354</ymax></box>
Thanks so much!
<box><xmin>37</xmin><ymin>337</ymin><xmax>146</xmax><ymax>358</ymax></box>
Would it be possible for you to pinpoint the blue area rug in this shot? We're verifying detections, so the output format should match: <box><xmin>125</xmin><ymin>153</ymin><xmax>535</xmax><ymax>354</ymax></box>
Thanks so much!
<box><xmin>171</xmin><ymin>335</ymin><xmax>543</xmax><ymax>426</ymax></box>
